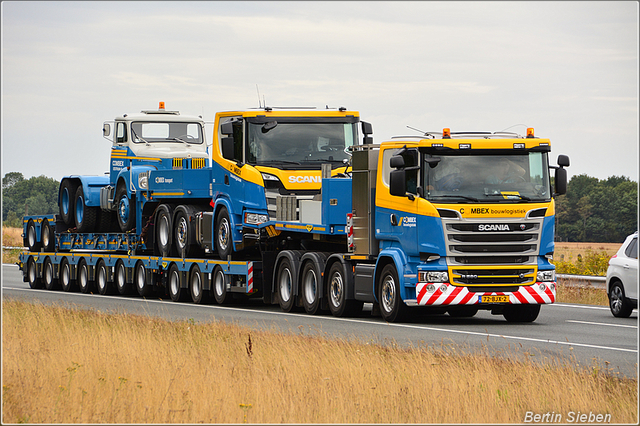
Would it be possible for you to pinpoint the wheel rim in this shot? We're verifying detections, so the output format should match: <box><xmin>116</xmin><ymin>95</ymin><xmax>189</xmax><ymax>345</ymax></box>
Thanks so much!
<box><xmin>218</xmin><ymin>217</ymin><xmax>230</xmax><ymax>251</ymax></box>
<box><xmin>42</xmin><ymin>223</ymin><xmax>50</xmax><ymax>248</ymax></box>
<box><xmin>45</xmin><ymin>261</ymin><xmax>53</xmax><ymax>286</ymax></box>
<box><xmin>303</xmin><ymin>268</ymin><xmax>317</xmax><ymax>305</ymax></box>
<box><xmin>28</xmin><ymin>224</ymin><xmax>36</xmax><ymax>248</ymax></box>
<box><xmin>79</xmin><ymin>264</ymin><xmax>87</xmax><ymax>289</ymax></box>
<box><xmin>611</xmin><ymin>285</ymin><xmax>624</xmax><ymax>313</ymax></box>
<box><xmin>76</xmin><ymin>195</ymin><xmax>84</xmax><ymax>224</ymax></box>
<box><xmin>192</xmin><ymin>272</ymin><xmax>201</xmax><ymax>298</ymax></box>
<box><xmin>62</xmin><ymin>187</ymin><xmax>70</xmax><ymax>216</ymax></box>
<box><xmin>136</xmin><ymin>265</ymin><xmax>145</xmax><ymax>291</ymax></box>
<box><xmin>214</xmin><ymin>270</ymin><xmax>225</xmax><ymax>297</ymax></box>
<box><xmin>330</xmin><ymin>272</ymin><xmax>343</xmax><ymax>307</ymax></box>
<box><xmin>176</xmin><ymin>216</ymin><xmax>188</xmax><ymax>249</ymax></box>
<box><xmin>381</xmin><ymin>274</ymin><xmax>396</xmax><ymax>314</ymax></box>
<box><xmin>118</xmin><ymin>196</ymin><xmax>130</xmax><ymax>224</ymax></box>
<box><xmin>158</xmin><ymin>215</ymin><xmax>170</xmax><ymax>248</ymax></box>
<box><xmin>61</xmin><ymin>262</ymin><xmax>70</xmax><ymax>287</ymax></box>
<box><xmin>97</xmin><ymin>265</ymin><xmax>106</xmax><ymax>291</ymax></box>
<box><xmin>170</xmin><ymin>270</ymin><xmax>180</xmax><ymax>297</ymax></box>
<box><xmin>29</xmin><ymin>260</ymin><xmax>37</xmax><ymax>284</ymax></box>
<box><xmin>117</xmin><ymin>264</ymin><xmax>125</xmax><ymax>290</ymax></box>
<box><xmin>279</xmin><ymin>267</ymin><xmax>292</xmax><ymax>302</ymax></box>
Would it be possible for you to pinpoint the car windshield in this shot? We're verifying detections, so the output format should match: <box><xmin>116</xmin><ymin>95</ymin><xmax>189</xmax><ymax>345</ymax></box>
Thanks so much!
<box><xmin>423</xmin><ymin>152</ymin><xmax>551</xmax><ymax>202</ymax></box>
<box><xmin>246</xmin><ymin>122</ymin><xmax>357</xmax><ymax>166</ymax></box>
<box><xmin>131</xmin><ymin>121</ymin><xmax>203</xmax><ymax>144</ymax></box>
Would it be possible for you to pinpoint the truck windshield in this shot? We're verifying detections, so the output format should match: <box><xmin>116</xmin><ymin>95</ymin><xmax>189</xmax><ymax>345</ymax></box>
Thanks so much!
<box><xmin>422</xmin><ymin>152</ymin><xmax>551</xmax><ymax>202</ymax></box>
<box><xmin>246</xmin><ymin>122</ymin><xmax>357</xmax><ymax>167</ymax></box>
<box><xmin>131</xmin><ymin>122</ymin><xmax>203</xmax><ymax>144</ymax></box>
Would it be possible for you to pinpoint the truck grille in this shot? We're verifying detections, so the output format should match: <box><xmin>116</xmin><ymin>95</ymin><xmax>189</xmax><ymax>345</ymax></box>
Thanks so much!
<box><xmin>173</xmin><ymin>158</ymin><xmax>207</xmax><ymax>169</ymax></box>
<box><xmin>441</xmin><ymin>213</ymin><xmax>544</xmax><ymax>287</ymax></box>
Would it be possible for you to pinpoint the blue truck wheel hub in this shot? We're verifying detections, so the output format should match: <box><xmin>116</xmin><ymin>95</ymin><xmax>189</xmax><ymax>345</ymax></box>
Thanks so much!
<box><xmin>118</xmin><ymin>196</ymin><xmax>130</xmax><ymax>223</ymax></box>
<box><xmin>61</xmin><ymin>188</ymin><xmax>70</xmax><ymax>216</ymax></box>
<box><xmin>76</xmin><ymin>195</ymin><xmax>84</xmax><ymax>223</ymax></box>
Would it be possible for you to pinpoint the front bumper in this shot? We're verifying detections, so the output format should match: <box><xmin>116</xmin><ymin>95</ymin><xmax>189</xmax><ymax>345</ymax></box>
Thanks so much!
<box><xmin>411</xmin><ymin>282</ymin><xmax>556</xmax><ymax>306</ymax></box>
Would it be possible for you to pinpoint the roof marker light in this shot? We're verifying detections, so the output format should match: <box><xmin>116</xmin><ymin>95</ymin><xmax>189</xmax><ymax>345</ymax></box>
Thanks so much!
<box><xmin>443</xmin><ymin>128</ymin><xmax>451</xmax><ymax>139</ymax></box>
<box><xmin>514</xmin><ymin>143</ymin><xmax>526</xmax><ymax>149</ymax></box>
<box><xmin>159</xmin><ymin>101</ymin><xmax>165</xmax><ymax>110</ymax></box>
<box><xmin>459</xmin><ymin>143</ymin><xmax>471</xmax><ymax>149</ymax></box>
<box><xmin>526</xmin><ymin>127</ymin><xmax>535</xmax><ymax>138</ymax></box>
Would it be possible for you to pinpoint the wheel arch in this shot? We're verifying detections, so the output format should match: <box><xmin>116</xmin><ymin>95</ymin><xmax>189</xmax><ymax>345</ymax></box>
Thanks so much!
<box><xmin>300</xmin><ymin>252</ymin><xmax>328</xmax><ymax>300</ymax></box>
<box><xmin>374</xmin><ymin>248</ymin><xmax>409</xmax><ymax>303</ymax></box>
<box><xmin>273</xmin><ymin>250</ymin><xmax>303</xmax><ymax>298</ymax></box>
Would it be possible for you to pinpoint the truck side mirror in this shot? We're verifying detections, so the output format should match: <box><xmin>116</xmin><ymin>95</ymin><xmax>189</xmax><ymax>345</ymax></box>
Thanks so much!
<box><xmin>262</xmin><ymin>121</ymin><xmax>277</xmax><ymax>133</ymax></box>
<box><xmin>557</xmin><ymin>154</ymin><xmax>570</xmax><ymax>167</ymax></box>
<box><xmin>389</xmin><ymin>169</ymin><xmax>406</xmax><ymax>197</ymax></box>
<box><xmin>220</xmin><ymin>121</ymin><xmax>234</xmax><ymax>136</ymax></box>
<box><xmin>390</xmin><ymin>155</ymin><xmax>405</xmax><ymax>168</ymax></box>
<box><xmin>221</xmin><ymin>137</ymin><xmax>235</xmax><ymax>161</ymax></box>
<box><xmin>555</xmin><ymin>166</ymin><xmax>567</xmax><ymax>195</ymax></box>
<box><xmin>361</xmin><ymin>121</ymin><xmax>373</xmax><ymax>144</ymax></box>
<box><xmin>103</xmin><ymin>123</ymin><xmax>111</xmax><ymax>137</ymax></box>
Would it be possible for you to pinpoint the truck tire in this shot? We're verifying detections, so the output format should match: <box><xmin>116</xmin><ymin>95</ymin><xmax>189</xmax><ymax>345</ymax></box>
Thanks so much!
<box><xmin>215</xmin><ymin>206</ymin><xmax>232</xmax><ymax>259</ymax></box>
<box><xmin>277</xmin><ymin>257</ymin><xmax>296</xmax><ymax>312</ymax></box>
<box><xmin>378</xmin><ymin>263</ymin><xmax>407</xmax><ymax>323</ymax></box>
<box><xmin>502</xmin><ymin>304</ymin><xmax>541</xmax><ymax>322</ymax></box>
<box><xmin>43</xmin><ymin>257</ymin><xmax>59</xmax><ymax>290</ymax></box>
<box><xmin>212</xmin><ymin>265</ymin><xmax>231</xmax><ymax>304</ymax></box>
<box><xmin>115</xmin><ymin>184</ymin><xmax>136</xmax><ymax>232</ymax></box>
<box><xmin>327</xmin><ymin>261</ymin><xmax>362</xmax><ymax>317</ymax></box>
<box><xmin>60</xmin><ymin>257</ymin><xmax>75</xmax><ymax>292</ymax></box>
<box><xmin>174</xmin><ymin>207</ymin><xmax>199</xmax><ymax>258</ymax></box>
<box><xmin>27</xmin><ymin>257</ymin><xmax>43</xmax><ymax>289</ymax></box>
<box><xmin>77</xmin><ymin>258</ymin><xmax>93</xmax><ymax>294</ymax></box>
<box><xmin>59</xmin><ymin>180</ymin><xmax>78</xmax><ymax>227</ymax></box>
<box><xmin>190</xmin><ymin>264</ymin><xmax>210</xmax><ymax>304</ymax></box>
<box><xmin>41</xmin><ymin>219</ymin><xmax>56</xmax><ymax>252</ymax></box>
<box><xmin>95</xmin><ymin>260</ymin><xmax>111</xmax><ymax>295</ymax></box>
<box><xmin>96</xmin><ymin>209</ymin><xmax>116</xmax><ymax>233</ymax></box>
<box><xmin>25</xmin><ymin>219</ymin><xmax>42</xmax><ymax>252</ymax></box>
<box><xmin>115</xmin><ymin>260</ymin><xmax>132</xmax><ymax>295</ymax></box>
<box><xmin>168</xmin><ymin>263</ymin><xmax>187</xmax><ymax>302</ymax></box>
<box><xmin>135</xmin><ymin>261</ymin><xmax>152</xmax><ymax>297</ymax></box>
<box><xmin>155</xmin><ymin>204</ymin><xmax>174</xmax><ymax>256</ymax></box>
<box><xmin>609</xmin><ymin>281</ymin><xmax>633</xmax><ymax>318</ymax></box>
<box><xmin>74</xmin><ymin>185</ymin><xmax>98</xmax><ymax>233</ymax></box>
<box><xmin>301</xmin><ymin>261</ymin><xmax>322</xmax><ymax>315</ymax></box>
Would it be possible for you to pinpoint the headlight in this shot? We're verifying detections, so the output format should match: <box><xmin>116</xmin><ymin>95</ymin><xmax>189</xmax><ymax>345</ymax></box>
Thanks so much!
<box><xmin>138</xmin><ymin>172</ymin><xmax>149</xmax><ymax>189</ymax></box>
<box><xmin>261</xmin><ymin>173</ymin><xmax>279</xmax><ymax>182</ymax></box>
<box><xmin>418</xmin><ymin>271</ymin><xmax>449</xmax><ymax>283</ymax></box>
<box><xmin>537</xmin><ymin>270</ymin><xmax>555</xmax><ymax>282</ymax></box>
<box><xmin>245</xmin><ymin>212</ymin><xmax>269</xmax><ymax>225</ymax></box>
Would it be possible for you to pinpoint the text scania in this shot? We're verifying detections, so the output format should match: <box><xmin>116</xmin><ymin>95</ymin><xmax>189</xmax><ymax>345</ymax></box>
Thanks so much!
<box><xmin>478</xmin><ymin>224</ymin><xmax>510</xmax><ymax>231</ymax></box>
<box><xmin>289</xmin><ymin>176</ymin><xmax>321</xmax><ymax>184</ymax></box>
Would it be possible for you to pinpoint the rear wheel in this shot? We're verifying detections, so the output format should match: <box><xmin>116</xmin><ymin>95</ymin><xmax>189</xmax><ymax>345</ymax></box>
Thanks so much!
<box><xmin>25</xmin><ymin>219</ymin><xmax>42</xmax><ymax>252</ymax></box>
<box><xmin>174</xmin><ymin>208</ymin><xmax>199</xmax><ymax>258</ymax></box>
<box><xmin>115</xmin><ymin>184</ymin><xmax>136</xmax><ymax>232</ymax></box>
<box><xmin>115</xmin><ymin>260</ymin><xmax>132</xmax><ymax>295</ymax></box>
<box><xmin>503</xmin><ymin>304</ymin><xmax>541</xmax><ymax>322</ymax></box>
<box><xmin>59</xmin><ymin>180</ymin><xmax>78</xmax><ymax>227</ymax></box>
<box><xmin>301</xmin><ymin>261</ymin><xmax>321</xmax><ymax>315</ymax></box>
<box><xmin>135</xmin><ymin>261</ymin><xmax>152</xmax><ymax>297</ymax></box>
<box><xmin>96</xmin><ymin>260</ymin><xmax>111</xmax><ymax>295</ymax></box>
<box><xmin>327</xmin><ymin>261</ymin><xmax>362</xmax><ymax>317</ymax></box>
<box><xmin>277</xmin><ymin>258</ymin><xmax>296</xmax><ymax>312</ymax></box>
<box><xmin>74</xmin><ymin>185</ymin><xmax>97</xmax><ymax>233</ymax></box>
<box><xmin>609</xmin><ymin>281</ymin><xmax>633</xmax><ymax>318</ymax></box>
<box><xmin>190</xmin><ymin>265</ymin><xmax>210</xmax><ymax>304</ymax></box>
<box><xmin>168</xmin><ymin>263</ymin><xmax>187</xmax><ymax>302</ymax></box>
<box><xmin>43</xmin><ymin>257</ymin><xmax>58</xmax><ymax>290</ymax></box>
<box><xmin>378</xmin><ymin>264</ymin><xmax>407</xmax><ymax>323</ymax></box>
<box><xmin>60</xmin><ymin>257</ymin><xmax>74</xmax><ymax>292</ymax></box>
<box><xmin>155</xmin><ymin>204</ymin><xmax>173</xmax><ymax>256</ymax></box>
<box><xmin>212</xmin><ymin>265</ymin><xmax>230</xmax><ymax>304</ymax></box>
<box><xmin>27</xmin><ymin>257</ymin><xmax>42</xmax><ymax>289</ymax></box>
<box><xmin>42</xmin><ymin>219</ymin><xmax>56</xmax><ymax>252</ymax></box>
<box><xmin>77</xmin><ymin>259</ymin><xmax>93</xmax><ymax>294</ymax></box>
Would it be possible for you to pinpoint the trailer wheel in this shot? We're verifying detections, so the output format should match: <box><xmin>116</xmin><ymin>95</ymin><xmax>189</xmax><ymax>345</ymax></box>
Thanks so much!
<box><xmin>327</xmin><ymin>261</ymin><xmax>362</xmax><ymax>317</ymax></box>
<box><xmin>74</xmin><ymin>185</ymin><xmax>97</xmax><ymax>233</ymax></box>
<box><xmin>42</xmin><ymin>219</ymin><xmax>56</xmax><ymax>252</ymax></box>
<box><xmin>115</xmin><ymin>184</ymin><xmax>136</xmax><ymax>232</ymax></box>
<box><xmin>96</xmin><ymin>260</ymin><xmax>111</xmax><ymax>295</ymax></box>
<box><xmin>115</xmin><ymin>260</ymin><xmax>132</xmax><ymax>295</ymax></box>
<box><xmin>155</xmin><ymin>204</ymin><xmax>173</xmax><ymax>256</ymax></box>
<box><xmin>27</xmin><ymin>257</ymin><xmax>43</xmax><ymax>289</ymax></box>
<box><xmin>60</xmin><ymin>257</ymin><xmax>75</xmax><ymax>292</ymax></box>
<box><xmin>168</xmin><ymin>263</ymin><xmax>187</xmax><ymax>302</ymax></box>
<box><xmin>301</xmin><ymin>261</ymin><xmax>321</xmax><ymax>315</ymax></box>
<box><xmin>212</xmin><ymin>265</ymin><xmax>231</xmax><ymax>304</ymax></box>
<box><xmin>215</xmin><ymin>206</ymin><xmax>232</xmax><ymax>259</ymax></box>
<box><xmin>43</xmin><ymin>257</ymin><xmax>58</xmax><ymax>290</ymax></box>
<box><xmin>25</xmin><ymin>219</ymin><xmax>42</xmax><ymax>252</ymax></box>
<box><xmin>190</xmin><ymin>265</ymin><xmax>210</xmax><ymax>304</ymax></box>
<box><xmin>135</xmin><ymin>261</ymin><xmax>152</xmax><ymax>297</ymax></box>
<box><xmin>277</xmin><ymin>258</ymin><xmax>296</xmax><ymax>312</ymax></box>
<box><xmin>77</xmin><ymin>258</ymin><xmax>93</xmax><ymax>294</ymax></box>
<box><xmin>378</xmin><ymin>263</ymin><xmax>407</xmax><ymax>323</ymax></box>
<box><xmin>503</xmin><ymin>304</ymin><xmax>540</xmax><ymax>323</ymax></box>
<box><xmin>59</xmin><ymin>180</ymin><xmax>78</xmax><ymax>226</ymax></box>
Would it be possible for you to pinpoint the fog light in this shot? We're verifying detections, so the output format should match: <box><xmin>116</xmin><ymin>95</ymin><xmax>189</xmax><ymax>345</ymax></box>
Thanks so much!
<box><xmin>426</xmin><ymin>284</ymin><xmax>435</xmax><ymax>293</ymax></box>
<box><xmin>539</xmin><ymin>283</ymin><xmax>547</xmax><ymax>291</ymax></box>
<box><xmin>440</xmin><ymin>284</ymin><xmax>448</xmax><ymax>292</ymax></box>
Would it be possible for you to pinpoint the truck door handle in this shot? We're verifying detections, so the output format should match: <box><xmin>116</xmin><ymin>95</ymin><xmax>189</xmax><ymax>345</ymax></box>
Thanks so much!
<box><xmin>390</xmin><ymin>214</ymin><xmax>398</xmax><ymax>226</ymax></box>
<box><xmin>224</xmin><ymin>175</ymin><xmax>229</xmax><ymax>185</ymax></box>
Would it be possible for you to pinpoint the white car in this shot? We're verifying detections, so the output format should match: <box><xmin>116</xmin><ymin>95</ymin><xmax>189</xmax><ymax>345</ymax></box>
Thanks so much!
<box><xmin>606</xmin><ymin>231</ymin><xmax>638</xmax><ymax>317</ymax></box>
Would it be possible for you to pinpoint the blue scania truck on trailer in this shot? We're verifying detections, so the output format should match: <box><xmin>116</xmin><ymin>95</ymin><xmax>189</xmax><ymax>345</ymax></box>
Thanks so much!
<box><xmin>19</xmin><ymin>104</ymin><xmax>569</xmax><ymax>323</ymax></box>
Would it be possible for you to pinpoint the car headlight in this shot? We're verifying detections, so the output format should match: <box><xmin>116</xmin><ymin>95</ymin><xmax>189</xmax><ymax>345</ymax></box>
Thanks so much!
<box><xmin>138</xmin><ymin>172</ymin><xmax>149</xmax><ymax>189</ymax></box>
<box><xmin>537</xmin><ymin>270</ymin><xmax>556</xmax><ymax>282</ymax></box>
<box><xmin>261</xmin><ymin>173</ymin><xmax>279</xmax><ymax>182</ymax></box>
<box><xmin>245</xmin><ymin>212</ymin><xmax>269</xmax><ymax>225</ymax></box>
<box><xmin>418</xmin><ymin>271</ymin><xmax>449</xmax><ymax>283</ymax></box>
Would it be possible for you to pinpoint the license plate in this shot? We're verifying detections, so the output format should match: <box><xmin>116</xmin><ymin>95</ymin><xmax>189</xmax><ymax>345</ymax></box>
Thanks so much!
<box><xmin>479</xmin><ymin>295</ymin><xmax>509</xmax><ymax>303</ymax></box>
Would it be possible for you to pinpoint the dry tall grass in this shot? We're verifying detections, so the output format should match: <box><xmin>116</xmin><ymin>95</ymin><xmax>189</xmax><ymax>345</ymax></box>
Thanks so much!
<box><xmin>2</xmin><ymin>226</ymin><xmax>24</xmax><ymax>265</ymax></box>
<box><xmin>2</xmin><ymin>300</ymin><xmax>637</xmax><ymax>424</ymax></box>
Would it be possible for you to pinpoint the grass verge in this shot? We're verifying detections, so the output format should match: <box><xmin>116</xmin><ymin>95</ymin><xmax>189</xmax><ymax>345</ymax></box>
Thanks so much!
<box><xmin>2</xmin><ymin>299</ymin><xmax>637</xmax><ymax>424</ymax></box>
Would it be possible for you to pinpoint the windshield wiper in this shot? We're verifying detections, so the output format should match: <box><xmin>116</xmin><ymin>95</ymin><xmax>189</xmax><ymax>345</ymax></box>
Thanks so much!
<box><xmin>484</xmin><ymin>193</ymin><xmax>532</xmax><ymax>201</ymax></box>
<box><xmin>303</xmin><ymin>158</ymin><xmax>348</xmax><ymax>163</ymax></box>
<box><xmin>431</xmin><ymin>194</ymin><xmax>479</xmax><ymax>202</ymax></box>
<box><xmin>258</xmin><ymin>160</ymin><xmax>302</xmax><ymax>165</ymax></box>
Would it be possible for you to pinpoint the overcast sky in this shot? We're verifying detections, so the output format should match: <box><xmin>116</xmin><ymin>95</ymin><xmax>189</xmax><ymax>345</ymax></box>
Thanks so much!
<box><xmin>2</xmin><ymin>1</ymin><xmax>638</xmax><ymax>183</ymax></box>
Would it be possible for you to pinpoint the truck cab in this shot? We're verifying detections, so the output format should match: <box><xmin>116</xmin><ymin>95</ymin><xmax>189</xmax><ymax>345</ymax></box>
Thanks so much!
<box><xmin>58</xmin><ymin>103</ymin><xmax>208</xmax><ymax>233</ymax></box>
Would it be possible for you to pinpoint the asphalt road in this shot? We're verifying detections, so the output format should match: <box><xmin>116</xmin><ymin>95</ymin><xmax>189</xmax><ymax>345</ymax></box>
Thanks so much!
<box><xmin>3</xmin><ymin>264</ymin><xmax>637</xmax><ymax>378</ymax></box>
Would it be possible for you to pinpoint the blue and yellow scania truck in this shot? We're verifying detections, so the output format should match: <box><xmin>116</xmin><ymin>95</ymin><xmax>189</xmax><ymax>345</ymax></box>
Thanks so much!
<box><xmin>20</xmin><ymin>106</ymin><xmax>568</xmax><ymax>323</ymax></box>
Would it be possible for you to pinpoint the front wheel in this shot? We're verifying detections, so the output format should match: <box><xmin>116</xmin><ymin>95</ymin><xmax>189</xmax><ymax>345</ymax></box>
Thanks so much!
<box><xmin>378</xmin><ymin>264</ymin><xmax>406</xmax><ymax>323</ymax></box>
<box><xmin>503</xmin><ymin>304</ymin><xmax>541</xmax><ymax>322</ymax></box>
<box><xmin>115</xmin><ymin>184</ymin><xmax>136</xmax><ymax>232</ymax></box>
<box><xmin>215</xmin><ymin>207</ymin><xmax>232</xmax><ymax>259</ymax></box>
<box><xmin>609</xmin><ymin>282</ymin><xmax>633</xmax><ymax>318</ymax></box>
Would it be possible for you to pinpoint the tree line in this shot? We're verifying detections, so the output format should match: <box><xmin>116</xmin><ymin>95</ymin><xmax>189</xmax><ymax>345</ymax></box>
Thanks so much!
<box><xmin>2</xmin><ymin>171</ymin><xmax>638</xmax><ymax>243</ymax></box>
